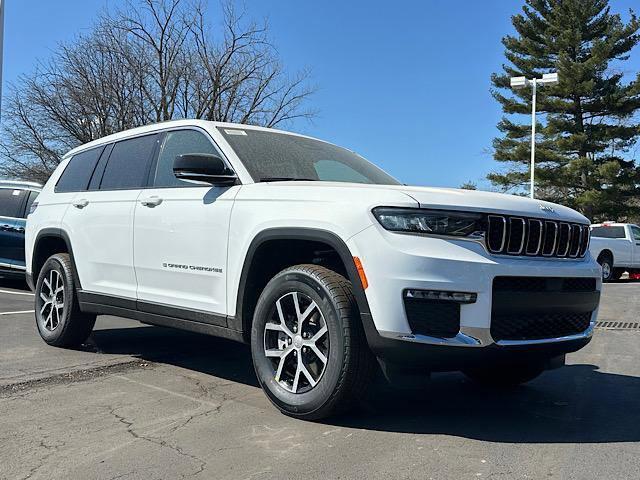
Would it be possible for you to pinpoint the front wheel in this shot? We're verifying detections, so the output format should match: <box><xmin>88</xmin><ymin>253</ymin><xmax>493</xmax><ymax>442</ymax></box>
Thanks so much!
<box><xmin>35</xmin><ymin>253</ymin><xmax>96</xmax><ymax>347</ymax></box>
<box><xmin>598</xmin><ymin>255</ymin><xmax>614</xmax><ymax>282</ymax></box>
<box><xmin>463</xmin><ymin>363</ymin><xmax>545</xmax><ymax>387</ymax></box>
<box><xmin>250</xmin><ymin>264</ymin><xmax>374</xmax><ymax>420</ymax></box>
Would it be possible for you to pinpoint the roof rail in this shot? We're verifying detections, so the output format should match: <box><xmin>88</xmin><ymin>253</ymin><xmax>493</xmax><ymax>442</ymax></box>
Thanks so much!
<box><xmin>0</xmin><ymin>180</ymin><xmax>43</xmax><ymax>189</ymax></box>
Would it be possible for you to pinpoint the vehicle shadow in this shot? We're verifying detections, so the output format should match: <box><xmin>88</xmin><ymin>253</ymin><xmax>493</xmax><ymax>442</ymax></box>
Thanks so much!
<box><xmin>0</xmin><ymin>277</ymin><xmax>30</xmax><ymax>291</ymax></box>
<box><xmin>89</xmin><ymin>326</ymin><xmax>639</xmax><ymax>444</ymax></box>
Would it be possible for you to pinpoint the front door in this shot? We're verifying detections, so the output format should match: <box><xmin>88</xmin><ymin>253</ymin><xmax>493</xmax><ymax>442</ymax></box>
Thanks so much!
<box><xmin>133</xmin><ymin>129</ymin><xmax>239</xmax><ymax>324</ymax></box>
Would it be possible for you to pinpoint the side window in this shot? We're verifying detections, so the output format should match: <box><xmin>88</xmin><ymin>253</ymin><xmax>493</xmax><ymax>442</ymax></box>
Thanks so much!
<box><xmin>24</xmin><ymin>191</ymin><xmax>39</xmax><ymax>218</ymax></box>
<box><xmin>56</xmin><ymin>146</ymin><xmax>104</xmax><ymax>193</ymax></box>
<box><xmin>631</xmin><ymin>226</ymin><xmax>640</xmax><ymax>242</ymax></box>
<box><xmin>0</xmin><ymin>188</ymin><xmax>25</xmax><ymax>218</ymax></box>
<box><xmin>153</xmin><ymin>130</ymin><xmax>221</xmax><ymax>188</ymax></box>
<box><xmin>100</xmin><ymin>134</ymin><xmax>159</xmax><ymax>190</ymax></box>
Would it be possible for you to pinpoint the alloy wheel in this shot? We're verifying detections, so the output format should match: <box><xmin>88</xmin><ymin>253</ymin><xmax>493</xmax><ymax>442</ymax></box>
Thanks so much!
<box><xmin>39</xmin><ymin>269</ymin><xmax>65</xmax><ymax>331</ymax></box>
<box><xmin>263</xmin><ymin>291</ymin><xmax>329</xmax><ymax>394</ymax></box>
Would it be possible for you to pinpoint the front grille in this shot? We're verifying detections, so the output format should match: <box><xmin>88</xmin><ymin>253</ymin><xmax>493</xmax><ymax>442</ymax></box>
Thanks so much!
<box><xmin>491</xmin><ymin>312</ymin><xmax>592</xmax><ymax>341</ymax></box>
<box><xmin>491</xmin><ymin>276</ymin><xmax>598</xmax><ymax>342</ymax></box>
<box><xmin>404</xmin><ymin>298</ymin><xmax>460</xmax><ymax>338</ymax></box>
<box><xmin>486</xmin><ymin>215</ymin><xmax>589</xmax><ymax>258</ymax></box>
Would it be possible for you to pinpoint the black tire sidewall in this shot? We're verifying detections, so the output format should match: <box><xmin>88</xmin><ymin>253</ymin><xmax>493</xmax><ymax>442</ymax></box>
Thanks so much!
<box><xmin>35</xmin><ymin>255</ymin><xmax>76</xmax><ymax>344</ymax></box>
<box><xmin>251</xmin><ymin>269</ymin><xmax>347</xmax><ymax>417</ymax></box>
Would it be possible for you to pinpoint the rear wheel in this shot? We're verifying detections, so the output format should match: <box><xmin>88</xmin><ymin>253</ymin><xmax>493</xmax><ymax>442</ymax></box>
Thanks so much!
<box><xmin>463</xmin><ymin>362</ymin><xmax>545</xmax><ymax>387</ymax></box>
<box><xmin>251</xmin><ymin>264</ymin><xmax>374</xmax><ymax>420</ymax></box>
<box><xmin>598</xmin><ymin>254</ymin><xmax>614</xmax><ymax>282</ymax></box>
<box><xmin>35</xmin><ymin>253</ymin><xmax>96</xmax><ymax>347</ymax></box>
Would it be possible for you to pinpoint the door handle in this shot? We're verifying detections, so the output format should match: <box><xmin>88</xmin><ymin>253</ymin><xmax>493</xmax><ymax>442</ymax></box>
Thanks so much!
<box><xmin>140</xmin><ymin>196</ymin><xmax>163</xmax><ymax>208</ymax></box>
<box><xmin>1</xmin><ymin>224</ymin><xmax>11</xmax><ymax>231</ymax></box>
<box><xmin>73</xmin><ymin>199</ymin><xmax>89</xmax><ymax>209</ymax></box>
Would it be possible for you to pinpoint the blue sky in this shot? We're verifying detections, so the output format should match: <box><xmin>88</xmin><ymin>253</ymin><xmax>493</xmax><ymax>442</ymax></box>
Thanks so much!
<box><xmin>2</xmin><ymin>0</ymin><xmax>639</xmax><ymax>188</ymax></box>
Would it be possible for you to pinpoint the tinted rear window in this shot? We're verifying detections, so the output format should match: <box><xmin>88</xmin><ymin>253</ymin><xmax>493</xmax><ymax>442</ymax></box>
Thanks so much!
<box><xmin>0</xmin><ymin>188</ymin><xmax>25</xmax><ymax>218</ymax></box>
<box><xmin>591</xmin><ymin>226</ymin><xmax>626</xmax><ymax>239</ymax></box>
<box><xmin>100</xmin><ymin>134</ymin><xmax>158</xmax><ymax>190</ymax></box>
<box><xmin>56</xmin><ymin>146</ymin><xmax>104</xmax><ymax>193</ymax></box>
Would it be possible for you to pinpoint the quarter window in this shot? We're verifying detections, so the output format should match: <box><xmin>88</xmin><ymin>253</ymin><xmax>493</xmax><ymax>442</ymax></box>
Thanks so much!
<box><xmin>0</xmin><ymin>188</ymin><xmax>24</xmax><ymax>218</ymax></box>
<box><xmin>100</xmin><ymin>134</ymin><xmax>158</xmax><ymax>190</ymax></box>
<box><xmin>153</xmin><ymin>130</ymin><xmax>221</xmax><ymax>188</ymax></box>
<box><xmin>56</xmin><ymin>146</ymin><xmax>105</xmax><ymax>193</ymax></box>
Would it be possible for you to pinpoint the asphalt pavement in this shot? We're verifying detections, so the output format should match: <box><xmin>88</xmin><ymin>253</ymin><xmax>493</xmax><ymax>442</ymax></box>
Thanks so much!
<box><xmin>1</xmin><ymin>277</ymin><xmax>639</xmax><ymax>480</ymax></box>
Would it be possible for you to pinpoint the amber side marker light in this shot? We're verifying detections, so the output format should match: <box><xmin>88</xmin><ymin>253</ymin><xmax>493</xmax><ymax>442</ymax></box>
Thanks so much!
<box><xmin>353</xmin><ymin>256</ymin><xmax>368</xmax><ymax>289</ymax></box>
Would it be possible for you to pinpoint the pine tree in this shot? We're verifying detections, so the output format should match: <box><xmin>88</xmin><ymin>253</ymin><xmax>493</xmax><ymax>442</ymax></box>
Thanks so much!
<box><xmin>490</xmin><ymin>0</ymin><xmax>640</xmax><ymax>221</ymax></box>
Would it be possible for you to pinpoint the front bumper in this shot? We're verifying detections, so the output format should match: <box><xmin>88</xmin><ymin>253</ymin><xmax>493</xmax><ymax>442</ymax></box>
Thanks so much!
<box><xmin>348</xmin><ymin>224</ymin><xmax>601</xmax><ymax>369</ymax></box>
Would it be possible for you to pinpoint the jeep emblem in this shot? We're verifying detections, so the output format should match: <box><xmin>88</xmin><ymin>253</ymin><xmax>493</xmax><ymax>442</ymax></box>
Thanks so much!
<box><xmin>539</xmin><ymin>204</ymin><xmax>555</xmax><ymax>213</ymax></box>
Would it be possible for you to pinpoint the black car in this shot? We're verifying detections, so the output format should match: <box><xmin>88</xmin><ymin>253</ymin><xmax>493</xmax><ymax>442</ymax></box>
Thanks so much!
<box><xmin>0</xmin><ymin>181</ymin><xmax>41</xmax><ymax>278</ymax></box>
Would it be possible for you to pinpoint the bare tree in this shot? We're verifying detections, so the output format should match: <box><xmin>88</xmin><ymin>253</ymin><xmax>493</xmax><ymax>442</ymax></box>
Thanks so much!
<box><xmin>0</xmin><ymin>0</ymin><xmax>315</xmax><ymax>182</ymax></box>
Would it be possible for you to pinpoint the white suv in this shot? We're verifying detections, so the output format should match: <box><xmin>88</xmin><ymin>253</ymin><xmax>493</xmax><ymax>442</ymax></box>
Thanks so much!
<box><xmin>26</xmin><ymin>120</ymin><xmax>601</xmax><ymax>419</ymax></box>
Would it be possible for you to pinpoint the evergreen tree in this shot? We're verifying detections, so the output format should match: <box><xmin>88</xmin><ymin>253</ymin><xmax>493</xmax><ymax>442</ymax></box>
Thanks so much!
<box><xmin>490</xmin><ymin>0</ymin><xmax>640</xmax><ymax>221</ymax></box>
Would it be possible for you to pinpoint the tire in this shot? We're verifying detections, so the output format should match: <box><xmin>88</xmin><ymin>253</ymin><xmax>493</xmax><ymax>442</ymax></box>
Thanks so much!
<box><xmin>250</xmin><ymin>264</ymin><xmax>375</xmax><ymax>420</ymax></box>
<box><xmin>598</xmin><ymin>255</ymin><xmax>614</xmax><ymax>282</ymax></box>
<box><xmin>611</xmin><ymin>268</ymin><xmax>625</xmax><ymax>281</ymax></box>
<box><xmin>35</xmin><ymin>253</ymin><xmax>96</xmax><ymax>348</ymax></box>
<box><xmin>463</xmin><ymin>362</ymin><xmax>545</xmax><ymax>387</ymax></box>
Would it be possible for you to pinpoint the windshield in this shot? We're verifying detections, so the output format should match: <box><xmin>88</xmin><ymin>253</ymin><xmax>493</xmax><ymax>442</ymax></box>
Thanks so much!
<box><xmin>218</xmin><ymin>127</ymin><xmax>400</xmax><ymax>185</ymax></box>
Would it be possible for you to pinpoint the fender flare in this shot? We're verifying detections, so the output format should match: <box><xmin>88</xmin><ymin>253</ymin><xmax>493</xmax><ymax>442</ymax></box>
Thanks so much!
<box><xmin>234</xmin><ymin>227</ymin><xmax>373</xmax><ymax>338</ymax></box>
<box><xmin>32</xmin><ymin>228</ymin><xmax>82</xmax><ymax>289</ymax></box>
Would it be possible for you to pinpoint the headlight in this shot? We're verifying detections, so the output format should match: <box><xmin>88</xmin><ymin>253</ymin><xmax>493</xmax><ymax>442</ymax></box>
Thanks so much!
<box><xmin>372</xmin><ymin>207</ymin><xmax>484</xmax><ymax>237</ymax></box>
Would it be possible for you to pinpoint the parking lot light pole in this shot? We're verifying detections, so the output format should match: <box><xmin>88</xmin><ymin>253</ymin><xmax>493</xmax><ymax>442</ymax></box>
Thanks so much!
<box><xmin>510</xmin><ymin>72</ymin><xmax>559</xmax><ymax>199</ymax></box>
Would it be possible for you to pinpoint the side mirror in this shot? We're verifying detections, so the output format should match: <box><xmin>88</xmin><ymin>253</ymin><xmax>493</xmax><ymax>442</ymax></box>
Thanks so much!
<box><xmin>173</xmin><ymin>154</ymin><xmax>237</xmax><ymax>186</ymax></box>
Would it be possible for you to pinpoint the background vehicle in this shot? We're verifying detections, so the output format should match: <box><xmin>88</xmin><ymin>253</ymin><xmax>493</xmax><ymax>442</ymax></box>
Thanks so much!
<box><xmin>25</xmin><ymin>120</ymin><xmax>601</xmax><ymax>419</ymax></box>
<box><xmin>590</xmin><ymin>222</ymin><xmax>640</xmax><ymax>282</ymax></box>
<box><xmin>0</xmin><ymin>180</ymin><xmax>41</xmax><ymax>279</ymax></box>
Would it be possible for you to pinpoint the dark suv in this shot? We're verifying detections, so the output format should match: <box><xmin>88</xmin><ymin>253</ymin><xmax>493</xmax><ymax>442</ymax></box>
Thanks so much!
<box><xmin>0</xmin><ymin>180</ymin><xmax>41</xmax><ymax>278</ymax></box>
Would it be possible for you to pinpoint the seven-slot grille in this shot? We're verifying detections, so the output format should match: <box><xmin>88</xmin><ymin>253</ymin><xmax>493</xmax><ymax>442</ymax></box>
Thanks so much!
<box><xmin>486</xmin><ymin>215</ymin><xmax>589</xmax><ymax>258</ymax></box>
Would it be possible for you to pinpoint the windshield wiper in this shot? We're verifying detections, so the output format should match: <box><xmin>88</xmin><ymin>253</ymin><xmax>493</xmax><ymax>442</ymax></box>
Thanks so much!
<box><xmin>259</xmin><ymin>177</ymin><xmax>318</xmax><ymax>182</ymax></box>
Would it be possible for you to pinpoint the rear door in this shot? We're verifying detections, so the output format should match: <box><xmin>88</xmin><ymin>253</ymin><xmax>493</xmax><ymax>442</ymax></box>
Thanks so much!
<box><xmin>0</xmin><ymin>187</ymin><xmax>28</xmax><ymax>269</ymax></box>
<box><xmin>62</xmin><ymin>134</ymin><xmax>159</xmax><ymax>298</ymax></box>
<box><xmin>133</xmin><ymin>128</ymin><xmax>239</xmax><ymax>323</ymax></box>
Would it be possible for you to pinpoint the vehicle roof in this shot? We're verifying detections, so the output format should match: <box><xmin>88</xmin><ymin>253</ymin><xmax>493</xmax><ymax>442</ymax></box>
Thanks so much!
<box><xmin>64</xmin><ymin>120</ymin><xmax>318</xmax><ymax>158</ymax></box>
<box><xmin>0</xmin><ymin>180</ymin><xmax>43</xmax><ymax>190</ymax></box>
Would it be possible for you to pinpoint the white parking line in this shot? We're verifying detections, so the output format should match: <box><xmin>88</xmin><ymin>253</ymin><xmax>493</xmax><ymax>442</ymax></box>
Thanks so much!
<box><xmin>0</xmin><ymin>289</ymin><xmax>34</xmax><ymax>296</ymax></box>
<box><xmin>0</xmin><ymin>310</ymin><xmax>35</xmax><ymax>315</ymax></box>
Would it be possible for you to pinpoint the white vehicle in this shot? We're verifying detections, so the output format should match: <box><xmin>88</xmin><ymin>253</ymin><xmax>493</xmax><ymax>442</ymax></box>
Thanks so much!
<box><xmin>589</xmin><ymin>222</ymin><xmax>640</xmax><ymax>281</ymax></box>
<box><xmin>25</xmin><ymin>120</ymin><xmax>601</xmax><ymax>419</ymax></box>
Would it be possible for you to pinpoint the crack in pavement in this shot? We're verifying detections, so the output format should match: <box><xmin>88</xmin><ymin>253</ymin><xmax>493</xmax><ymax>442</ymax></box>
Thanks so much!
<box><xmin>106</xmin><ymin>404</ymin><xmax>209</xmax><ymax>479</ymax></box>
<box><xmin>19</xmin><ymin>437</ymin><xmax>67</xmax><ymax>480</ymax></box>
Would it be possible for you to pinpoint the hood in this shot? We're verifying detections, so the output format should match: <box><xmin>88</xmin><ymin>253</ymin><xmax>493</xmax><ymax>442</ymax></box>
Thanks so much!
<box><xmin>387</xmin><ymin>186</ymin><xmax>589</xmax><ymax>223</ymax></box>
<box><xmin>254</xmin><ymin>181</ymin><xmax>589</xmax><ymax>224</ymax></box>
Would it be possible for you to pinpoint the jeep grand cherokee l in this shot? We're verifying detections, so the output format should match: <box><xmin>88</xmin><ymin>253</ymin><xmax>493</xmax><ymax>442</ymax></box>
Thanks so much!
<box><xmin>25</xmin><ymin>120</ymin><xmax>601</xmax><ymax>419</ymax></box>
